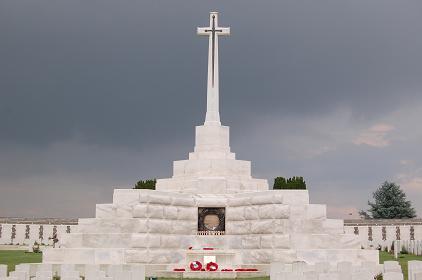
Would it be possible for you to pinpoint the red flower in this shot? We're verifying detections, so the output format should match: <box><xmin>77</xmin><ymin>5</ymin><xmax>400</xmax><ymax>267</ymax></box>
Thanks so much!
<box><xmin>206</xmin><ymin>262</ymin><xmax>219</xmax><ymax>271</ymax></box>
<box><xmin>235</xmin><ymin>268</ymin><xmax>258</xmax><ymax>272</ymax></box>
<box><xmin>190</xmin><ymin>261</ymin><xmax>202</xmax><ymax>271</ymax></box>
<box><xmin>173</xmin><ymin>268</ymin><xmax>185</xmax><ymax>272</ymax></box>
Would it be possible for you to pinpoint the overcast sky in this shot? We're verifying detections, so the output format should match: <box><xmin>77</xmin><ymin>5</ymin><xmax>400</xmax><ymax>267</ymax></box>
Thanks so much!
<box><xmin>1</xmin><ymin>0</ymin><xmax>421</xmax><ymax>219</ymax></box>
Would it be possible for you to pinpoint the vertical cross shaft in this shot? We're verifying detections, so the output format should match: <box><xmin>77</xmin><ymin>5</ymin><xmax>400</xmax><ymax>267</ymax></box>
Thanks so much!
<box><xmin>197</xmin><ymin>12</ymin><xmax>230</xmax><ymax>126</ymax></box>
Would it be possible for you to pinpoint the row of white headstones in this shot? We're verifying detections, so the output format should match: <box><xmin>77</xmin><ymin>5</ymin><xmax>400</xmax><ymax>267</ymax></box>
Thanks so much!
<box><xmin>0</xmin><ymin>263</ymin><xmax>145</xmax><ymax>280</ymax></box>
<box><xmin>269</xmin><ymin>260</ymin><xmax>422</xmax><ymax>280</ymax></box>
<box><xmin>394</xmin><ymin>240</ymin><xmax>422</xmax><ymax>258</ymax></box>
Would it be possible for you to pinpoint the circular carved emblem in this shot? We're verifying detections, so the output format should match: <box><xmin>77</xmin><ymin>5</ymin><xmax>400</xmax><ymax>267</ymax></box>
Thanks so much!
<box><xmin>198</xmin><ymin>208</ymin><xmax>225</xmax><ymax>232</ymax></box>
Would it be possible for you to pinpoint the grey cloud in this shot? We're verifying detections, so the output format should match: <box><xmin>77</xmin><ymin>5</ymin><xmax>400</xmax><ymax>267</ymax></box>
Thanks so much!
<box><xmin>0</xmin><ymin>0</ymin><xmax>421</xmax><ymax>218</ymax></box>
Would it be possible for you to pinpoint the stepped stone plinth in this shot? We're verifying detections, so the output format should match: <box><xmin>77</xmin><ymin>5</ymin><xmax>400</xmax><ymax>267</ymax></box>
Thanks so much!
<box><xmin>42</xmin><ymin>11</ymin><xmax>379</xmax><ymax>277</ymax></box>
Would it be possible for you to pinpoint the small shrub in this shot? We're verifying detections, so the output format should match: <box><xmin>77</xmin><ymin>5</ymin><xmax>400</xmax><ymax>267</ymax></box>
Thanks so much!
<box><xmin>134</xmin><ymin>179</ymin><xmax>156</xmax><ymax>190</ymax></box>
<box><xmin>400</xmin><ymin>246</ymin><xmax>408</xmax><ymax>254</ymax></box>
<box><xmin>273</xmin><ymin>176</ymin><xmax>307</xmax><ymax>190</ymax></box>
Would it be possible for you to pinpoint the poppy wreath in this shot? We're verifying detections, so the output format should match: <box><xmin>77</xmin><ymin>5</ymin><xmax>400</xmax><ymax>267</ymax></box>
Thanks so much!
<box><xmin>190</xmin><ymin>261</ymin><xmax>202</xmax><ymax>271</ymax></box>
<box><xmin>206</xmin><ymin>262</ymin><xmax>219</xmax><ymax>271</ymax></box>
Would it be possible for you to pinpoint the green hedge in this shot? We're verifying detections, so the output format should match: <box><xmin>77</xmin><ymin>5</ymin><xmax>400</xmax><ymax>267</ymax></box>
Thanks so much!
<box><xmin>273</xmin><ymin>176</ymin><xmax>306</xmax><ymax>190</ymax></box>
<box><xmin>133</xmin><ymin>179</ymin><xmax>156</xmax><ymax>190</ymax></box>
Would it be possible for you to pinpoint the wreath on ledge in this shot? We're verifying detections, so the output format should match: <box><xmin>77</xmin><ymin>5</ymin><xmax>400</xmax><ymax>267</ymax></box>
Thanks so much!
<box><xmin>206</xmin><ymin>262</ymin><xmax>218</xmax><ymax>271</ymax></box>
<box><xmin>190</xmin><ymin>261</ymin><xmax>202</xmax><ymax>271</ymax></box>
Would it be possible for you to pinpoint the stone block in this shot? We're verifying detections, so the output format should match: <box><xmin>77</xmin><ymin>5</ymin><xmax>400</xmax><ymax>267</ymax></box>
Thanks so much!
<box><xmin>172</xmin><ymin>196</ymin><xmax>196</xmax><ymax>207</ymax></box>
<box><xmin>147</xmin><ymin>205</ymin><xmax>164</xmax><ymax>219</ymax></box>
<box><xmin>94</xmin><ymin>249</ymin><xmax>125</xmax><ymax>264</ymax></box>
<box><xmin>171</xmin><ymin>220</ymin><xmax>196</xmax><ymax>235</ymax></box>
<box><xmin>114</xmin><ymin>205</ymin><xmax>133</xmax><ymax>218</ymax></box>
<box><xmin>177</xmin><ymin>207</ymin><xmax>196</xmax><ymax>220</ymax></box>
<box><xmin>242</xmin><ymin>249</ymin><xmax>273</xmax><ymax>263</ymax></box>
<box><xmin>148</xmin><ymin>193</ymin><xmax>172</xmax><ymax>205</ymax></box>
<box><xmin>226</xmin><ymin>221</ymin><xmax>250</xmax><ymax>235</ymax></box>
<box><xmin>131</xmin><ymin>234</ymin><xmax>160</xmax><ymax>248</ymax></box>
<box><xmin>276</xmin><ymin>190</ymin><xmax>310</xmax><ymax>205</ymax></box>
<box><xmin>270</xmin><ymin>262</ymin><xmax>285</xmax><ymax>280</ymax></box>
<box><xmin>251</xmin><ymin>194</ymin><xmax>276</xmax><ymax>205</ymax></box>
<box><xmin>274</xmin><ymin>234</ymin><xmax>290</xmax><ymax>249</ymax></box>
<box><xmin>306</xmin><ymin>205</ymin><xmax>326</xmax><ymax>220</ymax></box>
<box><xmin>258</xmin><ymin>205</ymin><xmax>275</xmax><ymax>219</ymax></box>
<box><xmin>95</xmin><ymin>204</ymin><xmax>115</xmax><ymax>218</ymax></box>
<box><xmin>148</xmin><ymin>220</ymin><xmax>172</xmax><ymax>234</ymax></box>
<box><xmin>245</xmin><ymin>206</ymin><xmax>260</xmax><ymax>220</ymax></box>
<box><xmin>292</xmin><ymin>261</ymin><xmax>307</xmax><ymax>273</ymax></box>
<box><xmin>113</xmin><ymin>189</ymin><xmax>140</xmax><ymax>205</ymax></box>
<box><xmin>125</xmin><ymin>249</ymin><xmax>149</xmax><ymax>263</ymax></box>
<box><xmin>272</xmin><ymin>249</ymin><xmax>298</xmax><ymax>263</ymax></box>
<box><xmin>226</xmin><ymin>206</ymin><xmax>245</xmax><ymax>221</ymax></box>
<box><xmin>149</xmin><ymin>249</ymin><xmax>184</xmax><ymax>264</ymax></box>
<box><xmin>227</xmin><ymin>197</ymin><xmax>251</xmax><ymax>207</ymax></box>
<box><xmin>337</xmin><ymin>262</ymin><xmax>352</xmax><ymax>272</ymax></box>
<box><xmin>163</xmin><ymin>206</ymin><xmax>178</xmax><ymax>219</ymax></box>
<box><xmin>318</xmin><ymin>272</ymin><xmax>340</xmax><ymax>280</ymax></box>
<box><xmin>415</xmin><ymin>272</ymin><xmax>422</xmax><ymax>280</ymax></box>
<box><xmin>315</xmin><ymin>262</ymin><xmax>330</xmax><ymax>273</ymax></box>
<box><xmin>242</xmin><ymin>236</ymin><xmax>261</xmax><ymax>249</ymax></box>
<box><xmin>132</xmin><ymin>205</ymin><xmax>147</xmax><ymax>218</ymax></box>
<box><xmin>303</xmin><ymin>271</ymin><xmax>319</xmax><ymax>280</ymax></box>
<box><xmin>273</xmin><ymin>205</ymin><xmax>290</xmax><ymax>219</ymax></box>
<box><xmin>273</xmin><ymin>219</ymin><xmax>289</xmax><ymax>234</ymax></box>
<box><xmin>160</xmin><ymin>235</ymin><xmax>182</xmax><ymax>248</ymax></box>
<box><xmin>261</xmin><ymin>235</ymin><xmax>273</xmax><ymax>249</ymax></box>
<box><xmin>251</xmin><ymin>220</ymin><xmax>276</xmax><ymax>234</ymax></box>
<box><xmin>226</xmin><ymin>235</ymin><xmax>242</xmax><ymax>249</ymax></box>
<box><xmin>322</xmin><ymin>219</ymin><xmax>344</xmax><ymax>234</ymax></box>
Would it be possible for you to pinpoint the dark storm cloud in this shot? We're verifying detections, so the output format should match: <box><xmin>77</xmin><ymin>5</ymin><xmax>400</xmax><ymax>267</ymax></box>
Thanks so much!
<box><xmin>0</xmin><ymin>0</ymin><xmax>421</xmax><ymax>217</ymax></box>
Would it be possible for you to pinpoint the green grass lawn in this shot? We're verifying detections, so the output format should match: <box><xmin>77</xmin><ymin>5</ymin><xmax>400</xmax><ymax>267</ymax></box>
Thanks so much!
<box><xmin>379</xmin><ymin>250</ymin><xmax>422</xmax><ymax>280</ymax></box>
<box><xmin>0</xmin><ymin>250</ymin><xmax>42</xmax><ymax>272</ymax></box>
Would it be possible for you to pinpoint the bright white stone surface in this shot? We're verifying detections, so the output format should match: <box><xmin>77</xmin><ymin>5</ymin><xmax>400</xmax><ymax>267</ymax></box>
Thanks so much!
<box><xmin>384</xmin><ymin>272</ymin><xmax>404</xmax><ymax>280</ymax></box>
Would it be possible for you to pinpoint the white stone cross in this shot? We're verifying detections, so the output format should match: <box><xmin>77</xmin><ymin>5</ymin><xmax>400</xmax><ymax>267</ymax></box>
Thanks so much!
<box><xmin>197</xmin><ymin>12</ymin><xmax>230</xmax><ymax>125</ymax></box>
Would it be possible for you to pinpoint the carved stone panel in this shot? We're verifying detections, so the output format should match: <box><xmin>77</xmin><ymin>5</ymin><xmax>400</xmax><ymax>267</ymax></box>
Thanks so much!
<box><xmin>382</xmin><ymin>226</ymin><xmax>386</xmax><ymax>241</ymax></box>
<box><xmin>410</xmin><ymin>226</ymin><xmax>415</xmax><ymax>240</ymax></box>
<box><xmin>198</xmin><ymin>207</ymin><xmax>225</xmax><ymax>232</ymax></box>
<box><xmin>354</xmin><ymin>227</ymin><xmax>359</xmax><ymax>235</ymax></box>
<box><xmin>25</xmin><ymin>225</ymin><xmax>30</xmax><ymax>239</ymax></box>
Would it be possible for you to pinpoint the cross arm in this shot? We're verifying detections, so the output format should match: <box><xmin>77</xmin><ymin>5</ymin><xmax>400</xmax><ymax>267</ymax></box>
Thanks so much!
<box><xmin>219</xmin><ymin>27</ymin><xmax>230</xmax><ymax>36</ymax></box>
<box><xmin>197</xmin><ymin>27</ymin><xmax>208</xmax><ymax>36</ymax></box>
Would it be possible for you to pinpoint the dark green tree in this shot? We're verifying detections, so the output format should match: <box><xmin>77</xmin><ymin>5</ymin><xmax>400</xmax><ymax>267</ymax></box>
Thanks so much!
<box><xmin>273</xmin><ymin>176</ymin><xmax>307</xmax><ymax>190</ymax></box>
<box><xmin>134</xmin><ymin>179</ymin><xmax>156</xmax><ymax>190</ymax></box>
<box><xmin>359</xmin><ymin>181</ymin><xmax>416</xmax><ymax>219</ymax></box>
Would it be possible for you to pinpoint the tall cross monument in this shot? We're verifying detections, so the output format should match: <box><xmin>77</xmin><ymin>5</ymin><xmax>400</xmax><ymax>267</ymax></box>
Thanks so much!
<box><xmin>198</xmin><ymin>12</ymin><xmax>230</xmax><ymax>126</ymax></box>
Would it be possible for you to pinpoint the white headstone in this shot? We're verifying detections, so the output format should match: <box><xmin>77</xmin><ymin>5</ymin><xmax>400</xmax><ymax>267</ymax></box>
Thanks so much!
<box><xmin>414</xmin><ymin>272</ymin><xmax>422</xmax><ymax>280</ymax></box>
<box><xmin>383</xmin><ymin>272</ymin><xmax>404</xmax><ymax>280</ymax></box>
<box><xmin>0</xmin><ymin>265</ymin><xmax>7</xmax><ymax>278</ymax></box>
<box><xmin>409</xmin><ymin>261</ymin><xmax>422</xmax><ymax>280</ymax></box>
<box><xmin>384</xmin><ymin>261</ymin><xmax>402</xmax><ymax>273</ymax></box>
